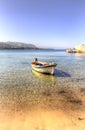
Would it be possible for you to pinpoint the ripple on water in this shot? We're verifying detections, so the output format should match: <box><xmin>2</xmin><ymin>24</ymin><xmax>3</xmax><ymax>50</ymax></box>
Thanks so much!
<box><xmin>0</xmin><ymin>50</ymin><xmax>85</xmax><ymax>117</ymax></box>
<box><xmin>0</xmin><ymin>69</ymin><xmax>84</xmax><ymax>117</ymax></box>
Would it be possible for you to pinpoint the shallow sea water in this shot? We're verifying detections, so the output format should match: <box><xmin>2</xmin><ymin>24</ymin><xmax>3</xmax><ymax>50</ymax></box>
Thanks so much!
<box><xmin>0</xmin><ymin>50</ymin><xmax>85</xmax><ymax>116</ymax></box>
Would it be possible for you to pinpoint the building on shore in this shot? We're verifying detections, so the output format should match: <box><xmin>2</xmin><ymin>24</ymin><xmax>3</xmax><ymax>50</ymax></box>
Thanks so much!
<box><xmin>75</xmin><ymin>44</ymin><xmax>85</xmax><ymax>52</ymax></box>
<box><xmin>66</xmin><ymin>44</ymin><xmax>85</xmax><ymax>53</ymax></box>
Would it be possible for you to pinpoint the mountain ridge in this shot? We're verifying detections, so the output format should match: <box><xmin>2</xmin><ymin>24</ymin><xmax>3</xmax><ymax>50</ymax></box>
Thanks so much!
<box><xmin>0</xmin><ymin>41</ymin><xmax>38</xmax><ymax>49</ymax></box>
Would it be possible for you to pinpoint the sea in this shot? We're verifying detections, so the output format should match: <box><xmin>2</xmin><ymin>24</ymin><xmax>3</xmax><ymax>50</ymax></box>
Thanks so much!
<box><xmin>0</xmin><ymin>49</ymin><xmax>85</xmax><ymax>115</ymax></box>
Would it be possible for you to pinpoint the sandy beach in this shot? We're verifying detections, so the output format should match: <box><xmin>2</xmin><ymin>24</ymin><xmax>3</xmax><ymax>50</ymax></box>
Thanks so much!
<box><xmin>0</xmin><ymin>86</ymin><xmax>85</xmax><ymax>130</ymax></box>
<box><xmin>0</xmin><ymin>107</ymin><xmax>85</xmax><ymax>130</ymax></box>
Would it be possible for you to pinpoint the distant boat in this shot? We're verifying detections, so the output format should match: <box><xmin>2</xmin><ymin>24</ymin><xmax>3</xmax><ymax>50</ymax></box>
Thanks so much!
<box><xmin>31</xmin><ymin>59</ymin><xmax>57</xmax><ymax>75</ymax></box>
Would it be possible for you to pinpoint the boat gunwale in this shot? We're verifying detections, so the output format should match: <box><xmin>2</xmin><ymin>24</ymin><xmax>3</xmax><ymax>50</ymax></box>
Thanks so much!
<box><xmin>31</xmin><ymin>64</ymin><xmax>57</xmax><ymax>68</ymax></box>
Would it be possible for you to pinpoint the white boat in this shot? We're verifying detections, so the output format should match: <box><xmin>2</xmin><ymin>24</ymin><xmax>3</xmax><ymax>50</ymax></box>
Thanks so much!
<box><xmin>31</xmin><ymin>60</ymin><xmax>57</xmax><ymax>75</ymax></box>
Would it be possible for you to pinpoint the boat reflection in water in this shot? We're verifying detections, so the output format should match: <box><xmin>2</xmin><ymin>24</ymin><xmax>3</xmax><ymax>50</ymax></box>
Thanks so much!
<box><xmin>31</xmin><ymin>69</ymin><xmax>57</xmax><ymax>87</ymax></box>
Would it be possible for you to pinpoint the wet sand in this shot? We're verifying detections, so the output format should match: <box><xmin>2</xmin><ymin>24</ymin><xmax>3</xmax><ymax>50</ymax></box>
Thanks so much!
<box><xmin>0</xmin><ymin>85</ymin><xmax>85</xmax><ymax>130</ymax></box>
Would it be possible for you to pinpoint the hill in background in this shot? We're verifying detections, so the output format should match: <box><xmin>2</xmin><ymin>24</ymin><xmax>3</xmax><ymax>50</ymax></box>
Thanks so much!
<box><xmin>0</xmin><ymin>41</ymin><xmax>38</xmax><ymax>49</ymax></box>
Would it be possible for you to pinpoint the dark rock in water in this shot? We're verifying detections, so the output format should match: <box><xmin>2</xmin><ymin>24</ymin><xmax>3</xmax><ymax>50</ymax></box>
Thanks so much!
<box><xmin>68</xmin><ymin>99</ymin><xmax>82</xmax><ymax>104</ymax></box>
<box><xmin>42</xmin><ymin>90</ymin><xmax>51</xmax><ymax>97</ymax></box>
<box><xmin>58</xmin><ymin>90</ymin><xmax>66</xmax><ymax>94</ymax></box>
<box><xmin>80</xmin><ymin>88</ymin><xmax>85</xmax><ymax>92</ymax></box>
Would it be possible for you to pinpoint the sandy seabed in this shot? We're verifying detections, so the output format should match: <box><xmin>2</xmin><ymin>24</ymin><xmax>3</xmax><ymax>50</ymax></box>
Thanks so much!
<box><xmin>0</xmin><ymin>71</ymin><xmax>85</xmax><ymax>130</ymax></box>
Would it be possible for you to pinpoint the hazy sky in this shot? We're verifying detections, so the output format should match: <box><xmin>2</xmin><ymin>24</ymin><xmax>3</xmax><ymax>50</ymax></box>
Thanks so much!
<box><xmin>0</xmin><ymin>0</ymin><xmax>85</xmax><ymax>48</ymax></box>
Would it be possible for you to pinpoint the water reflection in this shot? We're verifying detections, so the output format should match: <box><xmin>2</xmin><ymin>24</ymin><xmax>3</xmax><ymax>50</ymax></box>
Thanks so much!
<box><xmin>75</xmin><ymin>53</ymin><xmax>85</xmax><ymax>57</ymax></box>
<box><xmin>31</xmin><ymin>69</ymin><xmax>57</xmax><ymax>86</ymax></box>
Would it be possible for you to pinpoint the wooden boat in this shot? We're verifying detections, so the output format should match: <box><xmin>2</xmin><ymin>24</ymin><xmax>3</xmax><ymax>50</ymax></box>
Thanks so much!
<box><xmin>31</xmin><ymin>60</ymin><xmax>57</xmax><ymax>75</ymax></box>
